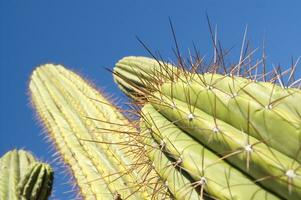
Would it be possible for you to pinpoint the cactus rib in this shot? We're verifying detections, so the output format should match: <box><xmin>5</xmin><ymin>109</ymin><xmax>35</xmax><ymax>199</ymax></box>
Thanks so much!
<box><xmin>141</xmin><ymin>104</ymin><xmax>280</xmax><ymax>200</ymax></box>
<box><xmin>0</xmin><ymin>149</ymin><xmax>53</xmax><ymax>200</ymax></box>
<box><xmin>147</xmin><ymin>91</ymin><xmax>301</xmax><ymax>199</ymax></box>
<box><xmin>113</xmin><ymin>56</ymin><xmax>301</xmax><ymax>199</ymax></box>
<box><xmin>114</xmin><ymin>57</ymin><xmax>301</xmax><ymax>162</ymax></box>
<box><xmin>18</xmin><ymin>162</ymin><xmax>54</xmax><ymax>200</ymax></box>
<box><xmin>142</xmin><ymin>125</ymin><xmax>200</xmax><ymax>200</ymax></box>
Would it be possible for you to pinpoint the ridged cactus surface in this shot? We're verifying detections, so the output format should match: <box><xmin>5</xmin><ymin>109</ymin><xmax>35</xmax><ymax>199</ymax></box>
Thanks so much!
<box><xmin>18</xmin><ymin>162</ymin><xmax>53</xmax><ymax>200</ymax></box>
<box><xmin>0</xmin><ymin>149</ymin><xmax>53</xmax><ymax>200</ymax></box>
<box><xmin>114</xmin><ymin>56</ymin><xmax>178</xmax><ymax>99</ymax></box>
<box><xmin>29</xmin><ymin>64</ymin><xmax>170</xmax><ymax>200</ymax></box>
<box><xmin>142</xmin><ymin>124</ymin><xmax>200</xmax><ymax>200</ymax></box>
<box><xmin>114</xmin><ymin>57</ymin><xmax>301</xmax><ymax>162</ymax></box>
<box><xmin>141</xmin><ymin>104</ymin><xmax>280</xmax><ymax>200</ymax></box>
<box><xmin>114</xmin><ymin>56</ymin><xmax>301</xmax><ymax>199</ymax></box>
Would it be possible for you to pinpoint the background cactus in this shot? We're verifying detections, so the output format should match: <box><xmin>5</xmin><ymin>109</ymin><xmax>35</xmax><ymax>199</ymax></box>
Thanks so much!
<box><xmin>0</xmin><ymin>149</ymin><xmax>53</xmax><ymax>200</ymax></box>
<box><xmin>18</xmin><ymin>162</ymin><xmax>53</xmax><ymax>200</ymax></box>
<box><xmin>113</xmin><ymin>56</ymin><xmax>301</xmax><ymax>199</ymax></box>
<box><xmin>29</xmin><ymin>64</ymin><xmax>170</xmax><ymax>199</ymax></box>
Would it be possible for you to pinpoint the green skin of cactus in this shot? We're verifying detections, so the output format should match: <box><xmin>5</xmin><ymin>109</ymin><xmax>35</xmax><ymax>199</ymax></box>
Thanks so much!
<box><xmin>142</xmin><ymin>124</ymin><xmax>200</xmax><ymax>200</ymax></box>
<box><xmin>18</xmin><ymin>162</ymin><xmax>53</xmax><ymax>200</ymax></box>
<box><xmin>141</xmin><ymin>104</ymin><xmax>280</xmax><ymax>200</ymax></box>
<box><xmin>159</xmin><ymin>74</ymin><xmax>301</xmax><ymax>163</ymax></box>
<box><xmin>114</xmin><ymin>56</ymin><xmax>301</xmax><ymax>163</ymax></box>
<box><xmin>148</xmin><ymin>91</ymin><xmax>301</xmax><ymax>199</ymax></box>
<box><xmin>114</xmin><ymin>56</ymin><xmax>179</xmax><ymax>99</ymax></box>
<box><xmin>30</xmin><ymin>64</ymin><xmax>169</xmax><ymax>200</ymax></box>
<box><xmin>0</xmin><ymin>150</ymin><xmax>38</xmax><ymax>199</ymax></box>
<box><xmin>114</xmin><ymin>56</ymin><xmax>301</xmax><ymax>199</ymax></box>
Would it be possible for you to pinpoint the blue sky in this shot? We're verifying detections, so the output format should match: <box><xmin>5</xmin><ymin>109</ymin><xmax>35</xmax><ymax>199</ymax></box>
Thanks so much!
<box><xmin>1</xmin><ymin>0</ymin><xmax>301</xmax><ymax>199</ymax></box>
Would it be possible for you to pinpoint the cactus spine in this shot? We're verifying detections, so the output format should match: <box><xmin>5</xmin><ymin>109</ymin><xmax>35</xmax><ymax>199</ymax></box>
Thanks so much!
<box><xmin>29</xmin><ymin>64</ymin><xmax>170</xmax><ymax>199</ymax></box>
<box><xmin>114</xmin><ymin>56</ymin><xmax>301</xmax><ymax>199</ymax></box>
<box><xmin>0</xmin><ymin>149</ymin><xmax>53</xmax><ymax>200</ymax></box>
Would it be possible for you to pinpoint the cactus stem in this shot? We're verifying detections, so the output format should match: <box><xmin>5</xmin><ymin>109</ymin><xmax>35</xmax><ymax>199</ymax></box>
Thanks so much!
<box><xmin>30</xmin><ymin>64</ymin><xmax>172</xmax><ymax>199</ymax></box>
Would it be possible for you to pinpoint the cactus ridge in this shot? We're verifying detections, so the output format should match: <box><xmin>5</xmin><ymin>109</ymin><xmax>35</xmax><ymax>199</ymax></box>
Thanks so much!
<box><xmin>158</xmin><ymin>74</ymin><xmax>301</xmax><ymax>162</ymax></box>
<box><xmin>114</xmin><ymin>56</ymin><xmax>301</xmax><ymax>199</ymax></box>
<box><xmin>0</xmin><ymin>149</ymin><xmax>53</xmax><ymax>200</ymax></box>
<box><xmin>146</xmin><ymin>92</ymin><xmax>301</xmax><ymax>199</ymax></box>
<box><xmin>114</xmin><ymin>56</ymin><xmax>301</xmax><ymax>157</ymax></box>
<box><xmin>18</xmin><ymin>162</ymin><xmax>54</xmax><ymax>200</ymax></box>
<box><xmin>142</xmin><ymin>124</ymin><xmax>201</xmax><ymax>200</ymax></box>
<box><xmin>0</xmin><ymin>150</ymin><xmax>35</xmax><ymax>199</ymax></box>
<box><xmin>141</xmin><ymin>104</ymin><xmax>280</xmax><ymax>200</ymax></box>
<box><xmin>30</xmin><ymin>64</ymin><xmax>171</xmax><ymax>199</ymax></box>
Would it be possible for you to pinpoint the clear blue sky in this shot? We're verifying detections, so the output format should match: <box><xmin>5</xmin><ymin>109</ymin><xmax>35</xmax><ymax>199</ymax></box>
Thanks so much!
<box><xmin>1</xmin><ymin>0</ymin><xmax>301</xmax><ymax>199</ymax></box>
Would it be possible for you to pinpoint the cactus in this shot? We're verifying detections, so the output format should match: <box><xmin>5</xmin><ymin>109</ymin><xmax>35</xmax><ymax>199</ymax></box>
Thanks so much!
<box><xmin>113</xmin><ymin>56</ymin><xmax>301</xmax><ymax>199</ymax></box>
<box><xmin>0</xmin><ymin>149</ymin><xmax>53</xmax><ymax>200</ymax></box>
<box><xmin>141</xmin><ymin>104</ymin><xmax>279</xmax><ymax>199</ymax></box>
<box><xmin>18</xmin><ymin>162</ymin><xmax>53</xmax><ymax>200</ymax></box>
<box><xmin>114</xmin><ymin>56</ymin><xmax>178</xmax><ymax>99</ymax></box>
<box><xmin>142</xmin><ymin>123</ymin><xmax>201</xmax><ymax>200</ymax></box>
<box><xmin>29</xmin><ymin>64</ymin><xmax>170</xmax><ymax>199</ymax></box>
<box><xmin>114</xmin><ymin>57</ymin><xmax>301</xmax><ymax>162</ymax></box>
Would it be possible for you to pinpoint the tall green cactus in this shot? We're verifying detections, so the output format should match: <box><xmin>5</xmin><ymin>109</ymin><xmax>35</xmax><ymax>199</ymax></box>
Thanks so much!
<box><xmin>0</xmin><ymin>149</ymin><xmax>53</xmax><ymax>200</ymax></box>
<box><xmin>113</xmin><ymin>56</ymin><xmax>301</xmax><ymax>199</ymax></box>
<box><xmin>29</xmin><ymin>64</ymin><xmax>170</xmax><ymax>199</ymax></box>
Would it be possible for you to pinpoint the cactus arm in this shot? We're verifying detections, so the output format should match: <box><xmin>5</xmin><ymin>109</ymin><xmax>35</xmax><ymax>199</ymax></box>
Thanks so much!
<box><xmin>148</xmin><ymin>92</ymin><xmax>301</xmax><ymax>199</ymax></box>
<box><xmin>46</xmin><ymin>66</ymin><xmax>161</xmax><ymax>198</ymax></box>
<box><xmin>141</xmin><ymin>104</ymin><xmax>280</xmax><ymax>200</ymax></box>
<box><xmin>159</xmin><ymin>79</ymin><xmax>301</xmax><ymax>162</ymax></box>
<box><xmin>31</xmin><ymin>65</ymin><xmax>141</xmax><ymax>199</ymax></box>
<box><xmin>114</xmin><ymin>56</ymin><xmax>301</xmax><ymax>162</ymax></box>
<box><xmin>30</xmin><ymin>64</ymin><xmax>170</xmax><ymax>199</ymax></box>
<box><xmin>30</xmin><ymin>70</ymin><xmax>111</xmax><ymax>199</ymax></box>
<box><xmin>18</xmin><ymin>162</ymin><xmax>53</xmax><ymax>200</ymax></box>
<box><xmin>48</xmin><ymin>65</ymin><xmax>171</xmax><ymax>199</ymax></box>
<box><xmin>0</xmin><ymin>150</ymin><xmax>52</xmax><ymax>200</ymax></box>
